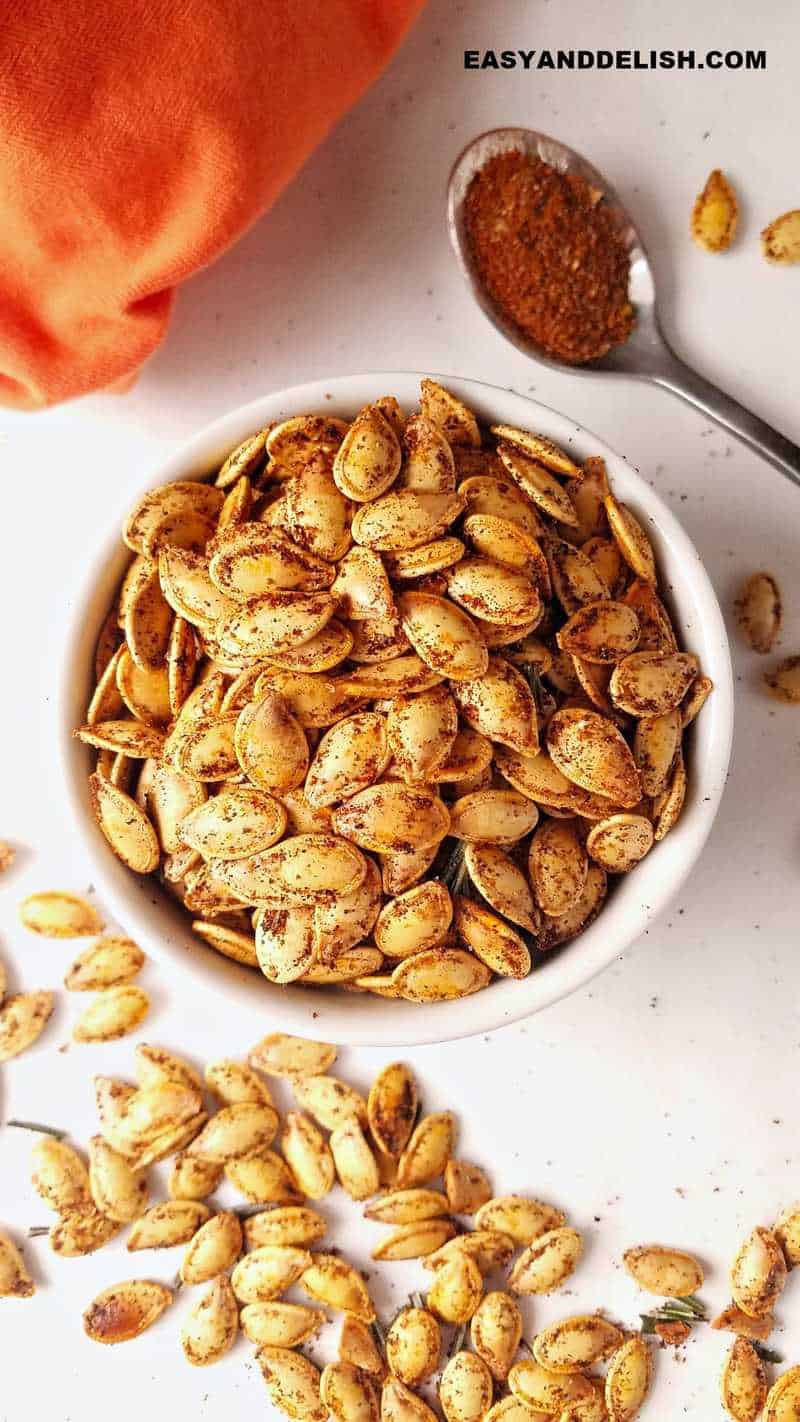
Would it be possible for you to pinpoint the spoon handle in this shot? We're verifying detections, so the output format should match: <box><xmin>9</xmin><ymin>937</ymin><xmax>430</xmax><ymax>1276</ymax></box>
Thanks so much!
<box><xmin>649</xmin><ymin>347</ymin><xmax>800</xmax><ymax>490</ymax></box>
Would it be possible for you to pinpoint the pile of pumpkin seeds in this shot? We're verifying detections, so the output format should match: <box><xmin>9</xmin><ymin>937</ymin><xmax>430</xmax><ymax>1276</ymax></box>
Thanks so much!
<box><xmin>75</xmin><ymin>380</ymin><xmax>713</xmax><ymax>1003</ymax></box>
<box><xmin>2</xmin><ymin>1032</ymin><xmax>800</xmax><ymax>1422</ymax></box>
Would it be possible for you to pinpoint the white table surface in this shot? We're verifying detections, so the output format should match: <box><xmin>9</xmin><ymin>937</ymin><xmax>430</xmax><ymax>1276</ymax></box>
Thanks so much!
<box><xmin>1</xmin><ymin>0</ymin><xmax>799</xmax><ymax>1416</ymax></box>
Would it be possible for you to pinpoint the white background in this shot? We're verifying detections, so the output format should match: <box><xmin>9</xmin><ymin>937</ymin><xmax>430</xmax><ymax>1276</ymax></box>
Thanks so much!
<box><xmin>1</xmin><ymin>0</ymin><xmax>799</xmax><ymax>1416</ymax></box>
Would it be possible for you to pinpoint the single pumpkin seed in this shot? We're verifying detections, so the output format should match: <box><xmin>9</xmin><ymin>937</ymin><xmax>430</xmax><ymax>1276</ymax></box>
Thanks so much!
<box><xmin>445</xmin><ymin>1161</ymin><xmax>493</xmax><ymax>1215</ymax></box>
<box><xmin>439</xmin><ymin>1350</ymin><xmax>494</xmax><ymax>1422</ymax></box>
<box><xmin>623</xmin><ymin>1243</ymin><xmax>705</xmax><ymax>1296</ymax></box>
<box><xmin>241</xmin><ymin>1300</ymin><xmax>325</xmax><ymax>1347</ymax></box>
<box><xmin>180</xmin><ymin>1211</ymin><xmax>243</xmax><ymax>1284</ymax></box>
<box><xmin>332</xmin><ymin>783</ymin><xmax>449</xmax><ymax>855</ymax></box>
<box><xmin>386</xmin><ymin>1305</ymin><xmax>441</xmax><ymax>1385</ymax></box>
<box><xmin>604</xmin><ymin>495</ymin><xmax>656</xmax><ymax>584</ymax></box>
<box><xmin>375</xmin><ymin>882</ymin><xmax>453</xmax><ymax>960</ymax></box>
<box><xmin>232</xmin><ymin>1244</ymin><xmax>313</xmax><ymax>1303</ymax></box>
<box><xmin>604</xmin><ymin>1337</ymin><xmax>652</xmax><ymax>1422</ymax></box>
<box><xmin>547</xmin><ymin>709</ymin><xmax>642</xmax><ymax>808</ymax></box>
<box><xmin>731</xmin><ymin>1227</ymin><xmax>787</xmax><ymax>1319</ymax></box>
<box><xmin>300</xmin><ymin>1253</ymin><xmax>375</xmax><ymax>1321</ymax></box>
<box><xmin>181</xmin><ymin>1274</ymin><xmax>238</xmax><ymax>1366</ymax></box>
<box><xmin>257</xmin><ymin>1345</ymin><xmax>328</xmax><ymax>1422</ymax></box>
<box><xmin>529</xmin><ymin>819</ymin><xmax>588</xmax><ymax>917</ymax></box>
<box><xmin>762</xmin><ymin>210</ymin><xmax>800</xmax><ymax>264</ymax></box>
<box><xmin>334</xmin><ymin>407</ymin><xmax>402</xmax><ymax>502</ymax></box>
<box><xmin>509</xmin><ymin>1227</ymin><xmax>583</xmax><ymax>1294</ymax></box>
<box><xmin>557</xmin><ymin>601</ymin><xmax>640</xmax><ymax>663</ymax></box>
<box><xmin>73</xmin><ymin>985</ymin><xmax>150</xmax><ymax>1043</ymax></box>
<box><xmin>692</xmin><ymin>168</ymin><xmax>739</xmax><ymax>252</ymax></box>
<box><xmin>763</xmin><ymin>656</ymin><xmax>800</xmax><ymax>704</ymax></box>
<box><xmin>533</xmin><ymin>1315</ymin><xmax>623</xmax><ymax>1374</ymax></box>
<box><xmin>497</xmin><ymin>445</ymin><xmax>577</xmax><ymax>526</ymax></box>
<box><xmin>454</xmin><ymin>898</ymin><xmax>531</xmax><ymax>979</ymax></box>
<box><xmin>0</xmin><ymin>1233</ymin><xmax>35</xmax><ymax>1298</ymax></box>
<box><xmin>305</xmin><ymin>712</ymin><xmax>390</xmax><ymax>808</ymax></box>
<box><xmin>365</xmin><ymin>1189</ymin><xmax>450</xmax><ymax>1225</ymax></box>
<box><xmin>83</xmin><ymin>1280</ymin><xmax>172</xmax><ymax>1344</ymax></box>
<box><xmin>216</xmin><ymin>834</ymin><xmax>367</xmax><ymax>906</ymax></box>
<box><xmin>470</xmin><ymin>1291</ymin><xmax>523</xmax><ymax>1381</ymax></box>
<box><xmin>421</xmin><ymin>380</ymin><xmax>481</xmax><ymax>448</ymax></box>
<box><xmin>398</xmin><ymin>591</ymin><xmax>489</xmax><ymax>681</ymax></box>
<box><xmin>427</xmin><ymin>1251</ymin><xmax>483</xmax><ymax>1323</ymax></box>
<box><xmin>508</xmin><ymin>1361</ymin><xmax>595</xmax><ymax>1415</ymax></box>
<box><xmin>449</xmin><ymin>789</ymin><xmax>539</xmax><ymax>844</ymax></box>
<box><xmin>721</xmin><ymin>1338</ymin><xmax>768</xmax><ymax>1422</ymax></box>
<box><xmin>368</xmin><ymin>1061</ymin><xmax>418</xmax><ymax>1158</ymax></box>
<box><xmin>448</xmin><ymin>558</ymin><xmax>542</xmax><ymax>627</ymax></box>
<box><xmin>764</xmin><ymin>1366</ymin><xmax>800</xmax><ymax>1421</ymax></box>
<box><xmin>392</xmin><ymin>948</ymin><xmax>491</xmax><ymax>1003</ymax></box>
<box><xmin>127</xmin><ymin>1199</ymin><xmax>210</xmax><ymax>1250</ymax></box>
<box><xmin>352</xmin><ymin>491</ymin><xmax>464</xmax><ymax>552</ymax></box>
<box><xmin>452</xmin><ymin>658</ymin><xmax>538</xmax><ymax>755</ymax></box>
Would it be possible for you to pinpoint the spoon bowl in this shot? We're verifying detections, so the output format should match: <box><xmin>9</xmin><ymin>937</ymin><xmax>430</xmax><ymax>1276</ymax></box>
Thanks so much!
<box><xmin>448</xmin><ymin>126</ymin><xmax>800</xmax><ymax>485</ymax></box>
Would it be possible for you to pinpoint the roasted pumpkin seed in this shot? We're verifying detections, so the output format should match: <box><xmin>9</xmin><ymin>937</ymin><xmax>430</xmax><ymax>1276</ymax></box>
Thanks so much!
<box><xmin>242</xmin><ymin>1300</ymin><xmax>325</xmax><ymax>1348</ymax></box>
<box><xmin>398</xmin><ymin>591</ymin><xmax>489</xmax><ymax>681</ymax></box>
<box><xmin>605</xmin><ymin>1337</ymin><xmax>652</xmax><ymax>1422</ymax></box>
<box><xmin>439</xmin><ymin>1350</ymin><xmax>494</xmax><ymax>1422</ymax></box>
<box><xmin>0</xmin><ymin>990</ymin><xmax>54</xmax><ymax>1061</ymax></box>
<box><xmin>258</xmin><ymin>1345</ymin><xmax>328</xmax><ymax>1422</ymax></box>
<box><xmin>321</xmin><ymin>1361</ymin><xmax>381</xmax><ymax>1422</ymax></box>
<box><xmin>0</xmin><ymin>1232</ymin><xmax>34</xmax><ymax>1298</ymax></box>
<box><xmin>454</xmin><ymin>898</ymin><xmax>530</xmax><ymax>979</ymax></box>
<box><xmin>83</xmin><ymin>1280</ymin><xmax>172</xmax><ymax>1343</ymax></box>
<box><xmin>762</xmin><ymin>210</ymin><xmax>800</xmax><ymax>265</ymax></box>
<box><xmin>721</xmin><ymin>1338</ymin><xmax>768</xmax><ymax>1422</ymax></box>
<box><xmin>731</xmin><ymin>1227</ymin><xmax>787</xmax><ymax>1319</ymax></box>
<box><xmin>692</xmin><ymin>168</ymin><xmax>738</xmax><ymax>252</ymax></box>
<box><xmin>508</xmin><ymin>1360</ymin><xmax>595</xmax><ymax>1415</ymax></box>
<box><xmin>300</xmin><ymin>1253</ymin><xmax>375</xmax><ymax>1321</ymax></box>
<box><xmin>623</xmin><ymin>1243</ymin><xmax>704</xmax><ymax>1296</ymax></box>
<box><xmin>470</xmin><ymin>1291</ymin><xmax>523</xmax><ymax>1381</ymax></box>
<box><xmin>509</xmin><ymin>1227</ymin><xmax>583</xmax><ymax>1294</ymax></box>
<box><xmin>764</xmin><ymin>1366</ymin><xmax>800</xmax><ymax>1420</ymax></box>
<box><xmin>534</xmin><ymin>1315</ymin><xmax>623</xmax><ymax>1373</ymax></box>
<box><xmin>65</xmin><ymin>936</ymin><xmax>145</xmax><ymax>991</ymax></box>
<box><xmin>763</xmin><ymin>656</ymin><xmax>800</xmax><ymax>704</ymax></box>
<box><xmin>427</xmin><ymin>1250</ymin><xmax>483</xmax><ymax>1323</ymax></box>
<box><xmin>445</xmin><ymin>1160</ymin><xmax>493</xmax><ymax>1215</ymax></box>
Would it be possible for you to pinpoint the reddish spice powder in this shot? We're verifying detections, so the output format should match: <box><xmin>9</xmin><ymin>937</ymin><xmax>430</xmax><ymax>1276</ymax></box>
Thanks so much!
<box><xmin>464</xmin><ymin>150</ymin><xmax>635</xmax><ymax>365</ymax></box>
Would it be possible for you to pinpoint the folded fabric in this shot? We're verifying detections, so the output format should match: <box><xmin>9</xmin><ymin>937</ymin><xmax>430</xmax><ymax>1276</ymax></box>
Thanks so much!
<box><xmin>0</xmin><ymin>0</ymin><xmax>423</xmax><ymax>410</ymax></box>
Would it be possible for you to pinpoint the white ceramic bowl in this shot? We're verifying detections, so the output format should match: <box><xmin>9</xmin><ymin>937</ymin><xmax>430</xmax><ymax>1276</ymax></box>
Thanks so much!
<box><xmin>60</xmin><ymin>373</ymin><xmax>733</xmax><ymax>1046</ymax></box>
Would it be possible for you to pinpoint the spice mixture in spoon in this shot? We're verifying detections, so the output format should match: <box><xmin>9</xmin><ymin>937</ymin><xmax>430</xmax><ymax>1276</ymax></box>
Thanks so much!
<box><xmin>464</xmin><ymin>150</ymin><xmax>635</xmax><ymax>365</ymax></box>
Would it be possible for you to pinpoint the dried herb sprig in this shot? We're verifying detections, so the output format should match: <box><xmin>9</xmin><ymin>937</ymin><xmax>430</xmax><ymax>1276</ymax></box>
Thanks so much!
<box><xmin>438</xmin><ymin>840</ymin><xmax>470</xmax><ymax>899</ymax></box>
<box><xmin>370</xmin><ymin>1319</ymin><xmax>387</xmax><ymax>1357</ymax></box>
<box><xmin>753</xmin><ymin>1342</ymin><xmax>783</xmax><ymax>1365</ymax></box>
<box><xmin>640</xmin><ymin>1294</ymin><xmax>708</xmax><ymax>1334</ymax></box>
<box><xmin>448</xmin><ymin>1321</ymin><xmax>468</xmax><ymax>1358</ymax></box>
<box><xmin>8</xmin><ymin>1119</ymin><xmax>66</xmax><ymax>1139</ymax></box>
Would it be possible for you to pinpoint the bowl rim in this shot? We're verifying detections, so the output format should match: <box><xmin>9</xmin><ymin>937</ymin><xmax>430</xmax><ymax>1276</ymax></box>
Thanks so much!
<box><xmin>59</xmin><ymin>371</ymin><xmax>734</xmax><ymax>1046</ymax></box>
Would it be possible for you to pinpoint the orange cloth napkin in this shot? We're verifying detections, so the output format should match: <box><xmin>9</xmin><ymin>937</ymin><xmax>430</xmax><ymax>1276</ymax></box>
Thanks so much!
<box><xmin>0</xmin><ymin>0</ymin><xmax>423</xmax><ymax>410</ymax></box>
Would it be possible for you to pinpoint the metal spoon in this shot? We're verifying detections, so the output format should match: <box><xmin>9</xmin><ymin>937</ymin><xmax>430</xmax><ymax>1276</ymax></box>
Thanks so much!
<box><xmin>448</xmin><ymin>127</ymin><xmax>800</xmax><ymax>489</ymax></box>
